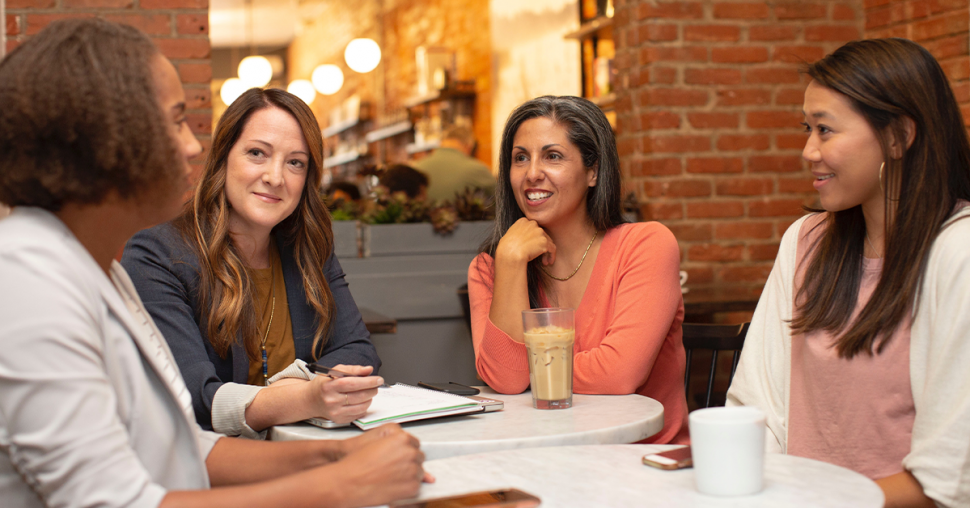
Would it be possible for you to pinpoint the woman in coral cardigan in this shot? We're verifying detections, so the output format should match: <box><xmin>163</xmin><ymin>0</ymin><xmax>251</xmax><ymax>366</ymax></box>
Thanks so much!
<box><xmin>468</xmin><ymin>96</ymin><xmax>689</xmax><ymax>444</ymax></box>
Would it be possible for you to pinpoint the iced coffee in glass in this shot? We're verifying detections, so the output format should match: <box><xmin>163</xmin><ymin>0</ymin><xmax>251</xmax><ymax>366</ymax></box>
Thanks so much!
<box><xmin>522</xmin><ymin>308</ymin><xmax>575</xmax><ymax>409</ymax></box>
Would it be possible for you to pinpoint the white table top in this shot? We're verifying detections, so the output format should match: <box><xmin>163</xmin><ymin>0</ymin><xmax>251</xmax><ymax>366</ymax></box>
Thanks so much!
<box><xmin>269</xmin><ymin>387</ymin><xmax>665</xmax><ymax>461</ymax></box>
<box><xmin>406</xmin><ymin>445</ymin><xmax>884</xmax><ymax>507</ymax></box>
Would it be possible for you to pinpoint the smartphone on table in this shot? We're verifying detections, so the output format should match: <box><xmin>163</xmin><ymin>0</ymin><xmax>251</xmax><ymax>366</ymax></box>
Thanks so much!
<box><xmin>418</xmin><ymin>381</ymin><xmax>480</xmax><ymax>396</ymax></box>
<box><xmin>642</xmin><ymin>446</ymin><xmax>693</xmax><ymax>470</ymax></box>
<box><xmin>389</xmin><ymin>488</ymin><xmax>540</xmax><ymax>508</ymax></box>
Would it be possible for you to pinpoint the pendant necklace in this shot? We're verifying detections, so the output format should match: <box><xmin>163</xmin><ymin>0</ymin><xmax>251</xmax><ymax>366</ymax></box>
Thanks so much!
<box><xmin>541</xmin><ymin>231</ymin><xmax>598</xmax><ymax>282</ymax></box>
<box><xmin>260</xmin><ymin>263</ymin><xmax>276</xmax><ymax>385</ymax></box>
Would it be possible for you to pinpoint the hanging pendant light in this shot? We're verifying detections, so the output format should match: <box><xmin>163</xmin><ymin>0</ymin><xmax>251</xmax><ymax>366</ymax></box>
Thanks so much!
<box><xmin>238</xmin><ymin>55</ymin><xmax>273</xmax><ymax>88</ymax></box>
<box><xmin>287</xmin><ymin>79</ymin><xmax>316</xmax><ymax>105</ymax></box>
<box><xmin>344</xmin><ymin>38</ymin><xmax>381</xmax><ymax>73</ymax></box>
<box><xmin>220</xmin><ymin>77</ymin><xmax>248</xmax><ymax>106</ymax></box>
<box><xmin>312</xmin><ymin>64</ymin><xmax>344</xmax><ymax>95</ymax></box>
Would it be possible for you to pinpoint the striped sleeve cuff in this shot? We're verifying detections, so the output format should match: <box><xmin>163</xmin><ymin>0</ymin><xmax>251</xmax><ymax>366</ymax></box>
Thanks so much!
<box><xmin>211</xmin><ymin>382</ymin><xmax>266</xmax><ymax>440</ymax></box>
<box><xmin>267</xmin><ymin>359</ymin><xmax>313</xmax><ymax>384</ymax></box>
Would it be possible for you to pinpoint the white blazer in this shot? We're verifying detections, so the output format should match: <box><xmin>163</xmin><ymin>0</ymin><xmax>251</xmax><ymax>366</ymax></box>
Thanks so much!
<box><xmin>0</xmin><ymin>208</ymin><xmax>221</xmax><ymax>508</ymax></box>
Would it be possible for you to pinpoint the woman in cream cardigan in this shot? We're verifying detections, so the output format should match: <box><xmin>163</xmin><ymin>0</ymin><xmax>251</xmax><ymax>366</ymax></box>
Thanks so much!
<box><xmin>727</xmin><ymin>39</ymin><xmax>970</xmax><ymax>508</ymax></box>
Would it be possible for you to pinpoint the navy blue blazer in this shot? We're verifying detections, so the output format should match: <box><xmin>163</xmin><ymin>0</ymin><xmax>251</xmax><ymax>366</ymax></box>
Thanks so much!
<box><xmin>121</xmin><ymin>222</ymin><xmax>380</xmax><ymax>430</ymax></box>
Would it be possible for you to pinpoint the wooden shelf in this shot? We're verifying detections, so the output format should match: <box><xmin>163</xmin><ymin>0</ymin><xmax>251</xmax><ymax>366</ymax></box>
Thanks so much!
<box><xmin>323</xmin><ymin>117</ymin><xmax>360</xmax><ymax>137</ymax></box>
<box><xmin>403</xmin><ymin>85</ymin><xmax>476</xmax><ymax>109</ymax></box>
<box><xmin>323</xmin><ymin>151</ymin><xmax>360</xmax><ymax>168</ymax></box>
<box><xmin>365</xmin><ymin>121</ymin><xmax>413</xmax><ymax>143</ymax></box>
<box><xmin>405</xmin><ymin>140</ymin><xmax>441</xmax><ymax>154</ymax></box>
<box><xmin>565</xmin><ymin>16</ymin><xmax>613</xmax><ymax>40</ymax></box>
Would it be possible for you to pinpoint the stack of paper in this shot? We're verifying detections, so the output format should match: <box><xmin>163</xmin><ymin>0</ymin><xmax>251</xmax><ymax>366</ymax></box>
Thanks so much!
<box><xmin>354</xmin><ymin>383</ymin><xmax>483</xmax><ymax>430</ymax></box>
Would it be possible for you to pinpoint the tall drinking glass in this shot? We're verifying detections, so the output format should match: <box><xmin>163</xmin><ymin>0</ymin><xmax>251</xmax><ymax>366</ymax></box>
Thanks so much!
<box><xmin>521</xmin><ymin>308</ymin><xmax>575</xmax><ymax>409</ymax></box>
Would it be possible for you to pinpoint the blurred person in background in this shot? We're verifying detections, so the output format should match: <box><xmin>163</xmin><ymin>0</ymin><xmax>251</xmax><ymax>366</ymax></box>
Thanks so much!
<box><xmin>413</xmin><ymin>125</ymin><xmax>496</xmax><ymax>201</ymax></box>
<box><xmin>379</xmin><ymin>163</ymin><xmax>430</xmax><ymax>200</ymax></box>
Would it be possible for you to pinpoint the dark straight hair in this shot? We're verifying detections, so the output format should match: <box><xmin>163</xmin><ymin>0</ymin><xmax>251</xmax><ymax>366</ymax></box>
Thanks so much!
<box><xmin>791</xmin><ymin>38</ymin><xmax>970</xmax><ymax>358</ymax></box>
<box><xmin>481</xmin><ymin>95</ymin><xmax>626</xmax><ymax>308</ymax></box>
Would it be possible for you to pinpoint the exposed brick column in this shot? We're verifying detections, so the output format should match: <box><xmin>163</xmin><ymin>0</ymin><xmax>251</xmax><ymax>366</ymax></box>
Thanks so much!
<box><xmin>865</xmin><ymin>0</ymin><xmax>970</xmax><ymax>129</ymax></box>
<box><xmin>4</xmin><ymin>0</ymin><xmax>212</xmax><ymax>177</ymax></box>
<box><xmin>612</xmin><ymin>0</ymin><xmax>862</xmax><ymax>303</ymax></box>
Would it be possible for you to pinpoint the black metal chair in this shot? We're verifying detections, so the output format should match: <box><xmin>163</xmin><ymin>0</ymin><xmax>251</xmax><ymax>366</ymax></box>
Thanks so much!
<box><xmin>457</xmin><ymin>283</ymin><xmax>471</xmax><ymax>333</ymax></box>
<box><xmin>682</xmin><ymin>322</ymin><xmax>750</xmax><ymax>409</ymax></box>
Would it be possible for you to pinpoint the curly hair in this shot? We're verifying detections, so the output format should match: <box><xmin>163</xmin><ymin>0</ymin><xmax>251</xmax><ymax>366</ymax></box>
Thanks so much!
<box><xmin>0</xmin><ymin>18</ymin><xmax>180</xmax><ymax>211</ymax></box>
<box><xmin>173</xmin><ymin>88</ymin><xmax>336</xmax><ymax>362</ymax></box>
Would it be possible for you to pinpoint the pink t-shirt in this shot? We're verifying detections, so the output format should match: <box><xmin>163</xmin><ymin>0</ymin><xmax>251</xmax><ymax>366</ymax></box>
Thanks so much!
<box><xmin>787</xmin><ymin>214</ymin><xmax>915</xmax><ymax>480</ymax></box>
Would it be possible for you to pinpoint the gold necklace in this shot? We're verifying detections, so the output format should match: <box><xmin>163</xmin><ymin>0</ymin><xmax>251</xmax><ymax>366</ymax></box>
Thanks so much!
<box><xmin>260</xmin><ymin>260</ymin><xmax>276</xmax><ymax>385</ymax></box>
<box><xmin>541</xmin><ymin>231</ymin><xmax>598</xmax><ymax>282</ymax></box>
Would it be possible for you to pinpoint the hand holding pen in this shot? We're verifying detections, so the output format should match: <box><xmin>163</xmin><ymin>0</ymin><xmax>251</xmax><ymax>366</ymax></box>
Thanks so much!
<box><xmin>303</xmin><ymin>363</ymin><xmax>385</xmax><ymax>423</ymax></box>
<box><xmin>307</xmin><ymin>363</ymin><xmax>391</xmax><ymax>387</ymax></box>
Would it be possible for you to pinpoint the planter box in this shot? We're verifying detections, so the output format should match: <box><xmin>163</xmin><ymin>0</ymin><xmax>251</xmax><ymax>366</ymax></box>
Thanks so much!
<box><xmin>362</xmin><ymin>221</ymin><xmax>492</xmax><ymax>257</ymax></box>
<box><xmin>337</xmin><ymin>221</ymin><xmax>493</xmax><ymax>385</ymax></box>
<box><xmin>331</xmin><ymin>220</ymin><xmax>360</xmax><ymax>259</ymax></box>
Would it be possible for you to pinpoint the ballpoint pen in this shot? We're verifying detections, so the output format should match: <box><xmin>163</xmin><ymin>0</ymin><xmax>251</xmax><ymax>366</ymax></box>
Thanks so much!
<box><xmin>306</xmin><ymin>363</ymin><xmax>390</xmax><ymax>388</ymax></box>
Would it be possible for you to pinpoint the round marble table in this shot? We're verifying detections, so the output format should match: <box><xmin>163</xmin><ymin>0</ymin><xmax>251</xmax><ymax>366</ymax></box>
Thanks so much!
<box><xmin>405</xmin><ymin>445</ymin><xmax>884</xmax><ymax>507</ymax></box>
<box><xmin>269</xmin><ymin>387</ymin><xmax>664</xmax><ymax>460</ymax></box>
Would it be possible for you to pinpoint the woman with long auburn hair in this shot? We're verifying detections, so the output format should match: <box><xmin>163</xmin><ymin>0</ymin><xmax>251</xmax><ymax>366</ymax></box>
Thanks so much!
<box><xmin>727</xmin><ymin>38</ymin><xmax>970</xmax><ymax>507</ymax></box>
<box><xmin>469</xmin><ymin>96</ymin><xmax>689</xmax><ymax>444</ymax></box>
<box><xmin>123</xmin><ymin>87</ymin><xmax>381</xmax><ymax>438</ymax></box>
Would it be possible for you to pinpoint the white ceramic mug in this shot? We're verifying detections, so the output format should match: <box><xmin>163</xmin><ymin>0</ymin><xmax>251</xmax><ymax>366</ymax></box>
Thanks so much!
<box><xmin>689</xmin><ymin>406</ymin><xmax>766</xmax><ymax>496</ymax></box>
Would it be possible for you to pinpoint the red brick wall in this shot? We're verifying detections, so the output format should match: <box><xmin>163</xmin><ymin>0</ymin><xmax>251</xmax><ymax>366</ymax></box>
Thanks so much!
<box><xmin>612</xmin><ymin>0</ymin><xmax>863</xmax><ymax>302</ymax></box>
<box><xmin>865</xmin><ymin>0</ymin><xmax>970</xmax><ymax>127</ymax></box>
<box><xmin>4</xmin><ymin>0</ymin><xmax>212</xmax><ymax>176</ymax></box>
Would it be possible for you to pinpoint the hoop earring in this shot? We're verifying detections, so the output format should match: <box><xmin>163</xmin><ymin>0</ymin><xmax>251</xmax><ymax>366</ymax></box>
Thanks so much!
<box><xmin>878</xmin><ymin>162</ymin><xmax>885</xmax><ymax>192</ymax></box>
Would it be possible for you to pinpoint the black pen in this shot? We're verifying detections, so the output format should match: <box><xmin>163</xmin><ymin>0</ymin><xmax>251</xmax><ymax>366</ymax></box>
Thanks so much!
<box><xmin>306</xmin><ymin>363</ymin><xmax>390</xmax><ymax>388</ymax></box>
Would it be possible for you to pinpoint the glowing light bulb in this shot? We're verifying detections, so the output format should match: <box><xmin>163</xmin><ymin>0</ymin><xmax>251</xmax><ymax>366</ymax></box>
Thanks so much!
<box><xmin>287</xmin><ymin>79</ymin><xmax>316</xmax><ymax>105</ymax></box>
<box><xmin>312</xmin><ymin>64</ymin><xmax>344</xmax><ymax>95</ymax></box>
<box><xmin>344</xmin><ymin>38</ymin><xmax>381</xmax><ymax>73</ymax></box>
<box><xmin>220</xmin><ymin>78</ymin><xmax>247</xmax><ymax>106</ymax></box>
<box><xmin>238</xmin><ymin>55</ymin><xmax>273</xmax><ymax>88</ymax></box>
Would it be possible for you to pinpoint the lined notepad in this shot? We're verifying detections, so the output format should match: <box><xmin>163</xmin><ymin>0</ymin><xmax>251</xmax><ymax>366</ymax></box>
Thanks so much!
<box><xmin>354</xmin><ymin>383</ymin><xmax>483</xmax><ymax>430</ymax></box>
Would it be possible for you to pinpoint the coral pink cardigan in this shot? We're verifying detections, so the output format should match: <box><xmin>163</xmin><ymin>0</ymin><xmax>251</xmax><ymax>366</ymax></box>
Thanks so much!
<box><xmin>468</xmin><ymin>222</ymin><xmax>689</xmax><ymax>444</ymax></box>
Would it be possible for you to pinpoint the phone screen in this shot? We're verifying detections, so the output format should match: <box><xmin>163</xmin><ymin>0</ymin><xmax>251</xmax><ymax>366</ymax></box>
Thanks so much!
<box><xmin>390</xmin><ymin>489</ymin><xmax>540</xmax><ymax>508</ymax></box>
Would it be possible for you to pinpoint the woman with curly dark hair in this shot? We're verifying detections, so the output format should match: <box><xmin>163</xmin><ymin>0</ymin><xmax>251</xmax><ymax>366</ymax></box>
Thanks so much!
<box><xmin>0</xmin><ymin>18</ymin><xmax>425</xmax><ymax>508</ymax></box>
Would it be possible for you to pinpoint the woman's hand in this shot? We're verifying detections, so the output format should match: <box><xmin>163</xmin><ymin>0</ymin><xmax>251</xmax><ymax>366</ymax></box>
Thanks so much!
<box><xmin>495</xmin><ymin>218</ymin><xmax>557</xmax><ymax>267</ymax></box>
<box><xmin>304</xmin><ymin>365</ymin><xmax>382</xmax><ymax>424</ymax></box>
<box><xmin>333</xmin><ymin>424</ymin><xmax>432</xmax><ymax>507</ymax></box>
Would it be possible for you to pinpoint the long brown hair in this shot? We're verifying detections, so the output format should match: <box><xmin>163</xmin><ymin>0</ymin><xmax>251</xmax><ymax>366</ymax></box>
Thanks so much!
<box><xmin>481</xmin><ymin>96</ymin><xmax>626</xmax><ymax>308</ymax></box>
<box><xmin>791</xmin><ymin>39</ymin><xmax>970</xmax><ymax>357</ymax></box>
<box><xmin>174</xmin><ymin>88</ymin><xmax>335</xmax><ymax>362</ymax></box>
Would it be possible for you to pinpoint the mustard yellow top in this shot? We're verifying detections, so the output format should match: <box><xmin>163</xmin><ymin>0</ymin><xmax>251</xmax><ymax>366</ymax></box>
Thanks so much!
<box><xmin>247</xmin><ymin>240</ymin><xmax>296</xmax><ymax>385</ymax></box>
